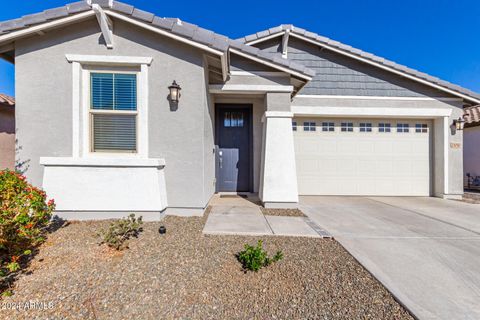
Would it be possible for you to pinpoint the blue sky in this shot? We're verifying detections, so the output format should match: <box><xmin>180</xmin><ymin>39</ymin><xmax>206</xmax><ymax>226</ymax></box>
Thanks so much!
<box><xmin>0</xmin><ymin>0</ymin><xmax>479</xmax><ymax>96</ymax></box>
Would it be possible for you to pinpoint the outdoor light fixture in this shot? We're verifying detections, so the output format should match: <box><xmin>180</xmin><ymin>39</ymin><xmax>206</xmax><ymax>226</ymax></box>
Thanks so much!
<box><xmin>453</xmin><ymin>117</ymin><xmax>466</xmax><ymax>131</ymax></box>
<box><xmin>168</xmin><ymin>80</ymin><xmax>181</xmax><ymax>103</ymax></box>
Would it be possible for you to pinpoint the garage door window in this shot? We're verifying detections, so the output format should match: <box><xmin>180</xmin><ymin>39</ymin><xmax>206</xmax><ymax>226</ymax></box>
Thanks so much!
<box><xmin>341</xmin><ymin>122</ymin><xmax>353</xmax><ymax>132</ymax></box>
<box><xmin>303</xmin><ymin>122</ymin><xmax>316</xmax><ymax>132</ymax></box>
<box><xmin>415</xmin><ymin>124</ymin><xmax>428</xmax><ymax>133</ymax></box>
<box><xmin>397</xmin><ymin>123</ymin><xmax>410</xmax><ymax>133</ymax></box>
<box><xmin>359</xmin><ymin>123</ymin><xmax>372</xmax><ymax>132</ymax></box>
<box><xmin>379</xmin><ymin>123</ymin><xmax>391</xmax><ymax>133</ymax></box>
<box><xmin>322</xmin><ymin>122</ymin><xmax>335</xmax><ymax>132</ymax></box>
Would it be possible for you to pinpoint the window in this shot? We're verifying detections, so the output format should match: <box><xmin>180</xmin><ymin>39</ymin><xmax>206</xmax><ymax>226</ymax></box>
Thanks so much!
<box><xmin>90</xmin><ymin>73</ymin><xmax>137</xmax><ymax>152</ymax></box>
<box><xmin>224</xmin><ymin>112</ymin><xmax>244</xmax><ymax>127</ymax></box>
<box><xmin>359</xmin><ymin>123</ymin><xmax>372</xmax><ymax>132</ymax></box>
<box><xmin>415</xmin><ymin>123</ymin><xmax>428</xmax><ymax>133</ymax></box>
<box><xmin>397</xmin><ymin>123</ymin><xmax>409</xmax><ymax>133</ymax></box>
<box><xmin>292</xmin><ymin>121</ymin><xmax>297</xmax><ymax>131</ymax></box>
<box><xmin>322</xmin><ymin>122</ymin><xmax>335</xmax><ymax>132</ymax></box>
<box><xmin>379</xmin><ymin>123</ymin><xmax>391</xmax><ymax>133</ymax></box>
<box><xmin>303</xmin><ymin>122</ymin><xmax>316</xmax><ymax>131</ymax></box>
<box><xmin>341</xmin><ymin>122</ymin><xmax>353</xmax><ymax>132</ymax></box>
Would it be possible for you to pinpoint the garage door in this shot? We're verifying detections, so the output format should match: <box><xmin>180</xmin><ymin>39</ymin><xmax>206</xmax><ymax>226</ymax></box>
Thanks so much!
<box><xmin>293</xmin><ymin>118</ymin><xmax>431</xmax><ymax>196</ymax></box>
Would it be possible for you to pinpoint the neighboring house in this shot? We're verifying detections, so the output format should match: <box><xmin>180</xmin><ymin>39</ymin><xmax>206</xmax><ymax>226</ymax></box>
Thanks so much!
<box><xmin>463</xmin><ymin>106</ymin><xmax>480</xmax><ymax>187</ymax></box>
<box><xmin>0</xmin><ymin>94</ymin><xmax>15</xmax><ymax>170</ymax></box>
<box><xmin>0</xmin><ymin>1</ymin><xmax>479</xmax><ymax>220</ymax></box>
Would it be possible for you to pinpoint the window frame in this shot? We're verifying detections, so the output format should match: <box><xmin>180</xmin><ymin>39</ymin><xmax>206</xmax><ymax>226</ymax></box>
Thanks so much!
<box><xmin>397</xmin><ymin>123</ymin><xmax>410</xmax><ymax>133</ymax></box>
<box><xmin>359</xmin><ymin>122</ymin><xmax>372</xmax><ymax>132</ymax></box>
<box><xmin>378</xmin><ymin>123</ymin><xmax>391</xmax><ymax>133</ymax></box>
<box><xmin>415</xmin><ymin>123</ymin><xmax>428</xmax><ymax>133</ymax></box>
<box><xmin>322</xmin><ymin>122</ymin><xmax>335</xmax><ymax>132</ymax></box>
<box><xmin>292</xmin><ymin>121</ymin><xmax>297</xmax><ymax>131</ymax></box>
<box><xmin>340</xmin><ymin>122</ymin><xmax>353</xmax><ymax>132</ymax></box>
<box><xmin>80</xmin><ymin>64</ymin><xmax>149</xmax><ymax>158</ymax></box>
<box><xmin>303</xmin><ymin>122</ymin><xmax>316</xmax><ymax>132</ymax></box>
<box><xmin>89</xmin><ymin>71</ymin><xmax>139</xmax><ymax>153</ymax></box>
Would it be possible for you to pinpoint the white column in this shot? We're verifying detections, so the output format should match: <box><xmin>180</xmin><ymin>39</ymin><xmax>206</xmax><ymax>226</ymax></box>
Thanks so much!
<box><xmin>259</xmin><ymin>111</ymin><xmax>299</xmax><ymax>208</ymax></box>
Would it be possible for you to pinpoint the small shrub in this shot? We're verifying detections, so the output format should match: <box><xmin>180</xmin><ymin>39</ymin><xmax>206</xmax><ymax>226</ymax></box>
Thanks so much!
<box><xmin>0</xmin><ymin>169</ymin><xmax>55</xmax><ymax>291</ymax></box>
<box><xmin>237</xmin><ymin>240</ymin><xmax>283</xmax><ymax>272</ymax></box>
<box><xmin>98</xmin><ymin>214</ymin><xmax>143</xmax><ymax>250</ymax></box>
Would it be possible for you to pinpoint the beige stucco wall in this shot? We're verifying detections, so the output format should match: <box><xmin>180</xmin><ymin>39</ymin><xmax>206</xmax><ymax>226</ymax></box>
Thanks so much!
<box><xmin>0</xmin><ymin>107</ymin><xmax>15</xmax><ymax>170</ymax></box>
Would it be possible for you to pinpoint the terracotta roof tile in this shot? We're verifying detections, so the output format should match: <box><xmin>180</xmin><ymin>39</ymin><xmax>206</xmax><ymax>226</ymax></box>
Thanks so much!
<box><xmin>0</xmin><ymin>94</ymin><xmax>14</xmax><ymax>106</ymax></box>
<box><xmin>464</xmin><ymin>105</ymin><xmax>480</xmax><ymax>124</ymax></box>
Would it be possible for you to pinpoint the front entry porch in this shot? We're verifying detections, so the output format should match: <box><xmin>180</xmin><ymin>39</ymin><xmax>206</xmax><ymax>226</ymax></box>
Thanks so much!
<box><xmin>203</xmin><ymin>194</ymin><xmax>330</xmax><ymax>237</ymax></box>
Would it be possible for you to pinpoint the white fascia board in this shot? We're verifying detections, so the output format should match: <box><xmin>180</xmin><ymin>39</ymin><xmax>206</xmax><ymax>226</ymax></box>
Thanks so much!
<box><xmin>244</xmin><ymin>32</ymin><xmax>284</xmax><ymax>45</ymax></box>
<box><xmin>265</xmin><ymin>111</ymin><xmax>294</xmax><ymax>118</ymax></box>
<box><xmin>229</xmin><ymin>48</ymin><xmax>312</xmax><ymax>81</ymax></box>
<box><xmin>209</xmin><ymin>84</ymin><xmax>293</xmax><ymax>94</ymax></box>
<box><xmin>104</xmin><ymin>10</ymin><xmax>224</xmax><ymax>57</ymax></box>
<box><xmin>65</xmin><ymin>54</ymin><xmax>153</xmax><ymax>65</ymax></box>
<box><xmin>289</xmin><ymin>33</ymin><xmax>480</xmax><ymax>104</ymax></box>
<box><xmin>295</xmin><ymin>94</ymin><xmax>462</xmax><ymax>102</ymax></box>
<box><xmin>0</xmin><ymin>11</ymin><xmax>95</xmax><ymax>45</ymax></box>
<box><xmin>292</xmin><ymin>106</ymin><xmax>452</xmax><ymax>118</ymax></box>
<box><xmin>230</xmin><ymin>70</ymin><xmax>288</xmax><ymax>77</ymax></box>
<box><xmin>40</xmin><ymin>157</ymin><xmax>165</xmax><ymax>167</ymax></box>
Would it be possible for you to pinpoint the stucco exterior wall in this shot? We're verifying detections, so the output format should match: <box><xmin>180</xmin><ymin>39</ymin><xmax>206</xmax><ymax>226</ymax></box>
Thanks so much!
<box><xmin>0</xmin><ymin>107</ymin><xmax>15</xmax><ymax>170</ymax></box>
<box><xmin>464</xmin><ymin>126</ymin><xmax>480</xmax><ymax>186</ymax></box>
<box><xmin>15</xmin><ymin>18</ymin><xmax>214</xmax><ymax>210</ymax></box>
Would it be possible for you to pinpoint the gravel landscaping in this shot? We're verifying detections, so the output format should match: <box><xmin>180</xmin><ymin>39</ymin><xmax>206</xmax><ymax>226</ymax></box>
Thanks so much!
<box><xmin>261</xmin><ymin>207</ymin><xmax>306</xmax><ymax>217</ymax></box>
<box><xmin>1</xmin><ymin>214</ymin><xmax>413</xmax><ymax>320</ymax></box>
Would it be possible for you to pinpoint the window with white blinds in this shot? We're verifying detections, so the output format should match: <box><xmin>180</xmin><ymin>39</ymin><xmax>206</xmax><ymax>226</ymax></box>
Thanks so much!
<box><xmin>90</xmin><ymin>73</ymin><xmax>137</xmax><ymax>152</ymax></box>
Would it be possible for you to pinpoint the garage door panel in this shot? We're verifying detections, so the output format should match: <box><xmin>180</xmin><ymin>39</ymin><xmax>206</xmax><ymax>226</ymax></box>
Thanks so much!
<box><xmin>294</xmin><ymin>118</ymin><xmax>431</xmax><ymax>196</ymax></box>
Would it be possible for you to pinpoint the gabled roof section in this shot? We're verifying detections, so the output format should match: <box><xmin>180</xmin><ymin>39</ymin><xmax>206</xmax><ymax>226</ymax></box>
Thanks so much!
<box><xmin>239</xmin><ymin>24</ymin><xmax>480</xmax><ymax>104</ymax></box>
<box><xmin>0</xmin><ymin>2</ymin><xmax>315</xmax><ymax>81</ymax></box>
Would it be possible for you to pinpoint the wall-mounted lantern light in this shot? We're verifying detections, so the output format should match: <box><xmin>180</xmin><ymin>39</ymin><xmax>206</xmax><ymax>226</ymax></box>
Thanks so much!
<box><xmin>168</xmin><ymin>80</ymin><xmax>181</xmax><ymax>103</ymax></box>
<box><xmin>453</xmin><ymin>117</ymin><xmax>466</xmax><ymax>131</ymax></box>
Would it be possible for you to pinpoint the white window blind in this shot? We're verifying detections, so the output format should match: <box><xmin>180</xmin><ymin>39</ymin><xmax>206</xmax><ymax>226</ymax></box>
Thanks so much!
<box><xmin>90</xmin><ymin>73</ymin><xmax>137</xmax><ymax>152</ymax></box>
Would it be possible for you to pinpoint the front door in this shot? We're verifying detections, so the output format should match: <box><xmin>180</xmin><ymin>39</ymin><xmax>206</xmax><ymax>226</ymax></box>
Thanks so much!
<box><xmin>215</xmin><ymin>104</ymin><xmax>252</xmax><ymax>192</ymax></box>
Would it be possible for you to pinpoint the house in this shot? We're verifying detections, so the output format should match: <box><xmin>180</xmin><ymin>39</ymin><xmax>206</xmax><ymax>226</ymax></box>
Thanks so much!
<box><xmin>0</xmin><ymin>1</ymin><xmax>478</xmax><ymax>220</ymax></box>
<box><xmin>0</xmin><ymin>94</ymin><xmax>15</xmax><ymax>170</ymax></box>
<box><xmin>463</xmin><ymin>106</ymin><xmax>480</xmax><ymax>188</ymax></box>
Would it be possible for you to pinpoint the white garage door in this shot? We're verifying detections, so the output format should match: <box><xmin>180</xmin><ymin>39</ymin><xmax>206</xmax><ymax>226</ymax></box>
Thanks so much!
<box><xmin>293</xmin><ymin>118</ymin><xmax>432</xmax><ymax>196</ymax></box>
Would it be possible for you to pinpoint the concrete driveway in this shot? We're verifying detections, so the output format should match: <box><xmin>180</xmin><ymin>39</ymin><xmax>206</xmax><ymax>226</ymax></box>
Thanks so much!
<box><xmin>300</xmin><ymin>196</ymin><xmax>480</xmax><ymax>320</ymax></box>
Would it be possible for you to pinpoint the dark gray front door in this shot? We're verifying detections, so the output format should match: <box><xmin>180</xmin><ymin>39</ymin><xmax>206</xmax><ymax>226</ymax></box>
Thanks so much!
<box><xmin>216</xmin><ymin>105</ymin><xmax>252</xmax><ymax>192</ymax></box>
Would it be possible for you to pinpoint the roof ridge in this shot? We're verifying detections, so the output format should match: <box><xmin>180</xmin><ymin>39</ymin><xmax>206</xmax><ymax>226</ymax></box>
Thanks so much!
<box><xmin>239</xmin><ymin>24</ymin><xmax>480</xmax><ymax>102</ymax></box>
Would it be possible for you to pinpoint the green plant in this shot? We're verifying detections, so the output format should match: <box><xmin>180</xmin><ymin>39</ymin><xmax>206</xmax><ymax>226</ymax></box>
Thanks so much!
<box><xmin>98</xmin><ymin>214</ymin><xmax>143</xmax><ymax>250</ymax></box>
<box><xmin>237</xmin><ymin>240</ymin><xmax>283</xmax><ymax>272</ymax></box>
<box><xmin>0</xmin><ymin>169</ymin><xmax>55</xmax><ymax>291</ymax></box>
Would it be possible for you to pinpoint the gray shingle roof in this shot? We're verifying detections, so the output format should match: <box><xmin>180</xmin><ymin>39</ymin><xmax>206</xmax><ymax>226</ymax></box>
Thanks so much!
<box><xmin>239</xmin><ymin>24</ymin><xmax>480</xmax><ymax>102</ymax></box>
<box><xmin>0</xmin><ymin>1</ymin><xmax>315</xmax><ymax>79</ymax></box>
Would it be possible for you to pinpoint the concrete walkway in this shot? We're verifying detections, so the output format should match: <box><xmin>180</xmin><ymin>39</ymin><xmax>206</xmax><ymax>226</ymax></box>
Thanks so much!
<box><xmin>300</xmin><ymin>196</ymin><xmax>480</xmax><ymax>320</ymax></box>
<box><xmin>203</xmin><ymin>195</ymin><xmax>330</xmax><ymax>238</ymax></box>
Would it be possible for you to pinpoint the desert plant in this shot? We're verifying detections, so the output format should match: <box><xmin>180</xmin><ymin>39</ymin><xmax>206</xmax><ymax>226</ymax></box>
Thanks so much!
<box><xmin>0</xmin><ymin>169</ymin><xmax>55</xmax><ymax>290</ymax></box>
<box><xmin>237</xmin><ymin>240</ymin><xmax>283</xmax><ymax>272</ymax></box>
<box><xmin>98</xmin><ymin>214</ymin><xmax>143</xmax><ymax>250</ymax></box>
